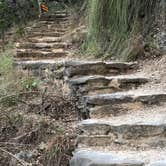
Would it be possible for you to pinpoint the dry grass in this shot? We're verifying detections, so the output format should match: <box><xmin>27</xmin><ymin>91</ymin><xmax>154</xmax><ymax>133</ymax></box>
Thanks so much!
<box><xmin>0</xmin><ymin>46</ymin><xmax>77</xmax><ymax>166</ymax></box>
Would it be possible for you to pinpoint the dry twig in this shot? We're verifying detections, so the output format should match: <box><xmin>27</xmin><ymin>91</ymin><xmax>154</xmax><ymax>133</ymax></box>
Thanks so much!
<box><xmin>0</xmin><ymin>146</ymin><xmax>31</xmax><ymax>166</ymax></box>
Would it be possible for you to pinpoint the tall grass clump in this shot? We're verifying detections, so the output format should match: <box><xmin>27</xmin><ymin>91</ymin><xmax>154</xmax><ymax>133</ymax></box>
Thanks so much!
<box><xmin>0</xmin><ymin>44</ymin><xmax>24</xmax><ymax>96</ymax></box>
<box><xmin>87</xmin><ymin>0</ymin><xmax>158</xmax><ymax>60</ymax></box>
<box><xmin>0</xmin><ymin>44</ymin><xmax>42</xmax><ymax>108</ymax></box>
<box><xmin>0</xmin><ymin>44</ymin><xmax>16</xmax><ymax>96</ymax></box>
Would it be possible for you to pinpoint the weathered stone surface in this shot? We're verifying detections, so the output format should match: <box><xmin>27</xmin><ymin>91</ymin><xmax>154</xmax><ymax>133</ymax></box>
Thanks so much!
<box><xmin>65</xmin><ymin>61</ymin><xmax>137</xmax><ymax>68</ymax></box>
<box><xmin>69</xmin><ymin>75</ymin><xmax>148</xmax><ymax>95</ymax></box>
<box><xmin>89</xmin><ymin>102</ymin><xmax>144</xmax><ymax>118</ymax></box>
<box><xmin>86</xmin><ymin>93</ymin><xmax>134</xmax><ymax>105</ymax></box>
<box><xmin>14</xmin><ymin>11</ymin><xmax>70</xmax><ymax>79</ymax></box>
<box><xmin>38</xmin><ymin>20</ymin><xmax>70</xmax><ymax>25</ymax></box>
<box><xmin>14</xmin><ymin>60</ymin><xmax>64</xmax><ymax>69</ymax></box>
<box><xmin>150</xmin><ymin>161</ymin><xmax>166</xmax><ymax>166</ymax></box>
<box><xmin>85</xmin><ymin>92</ymin><xmax>166</xmax><ymax>106</ymax></box>
<box><xmin>40</xmin><ymin>13</ymin><xmax>69</xmax><ymax>20</ymax></box>
<box><xmin>65</xmin><ymin>61</ymin><xmax>137</xmax><ymax>78</ymax></box>
<box><xmin>34</xmin><ymin>23</ymin><xmax>70</xmax><ymax>30</ymax></box>
<box><xmin>79</xmin><ymin>119</ymin><xmax>166</xmax><ymax>136</ymax></box>
<box><xmin>16</xmin><ymin>42</ymin><xmax>70</xmax><ymax>50</ymax></box>
<box><xmin>70</xmin><ymin>150</ymin><xmax>144</xmax><ymax>166</ymax></box>
<box><xmin>78</xmin><ymin>135</ymin><xmax>166</xmax><ymax>147</ymax></box>
<box><xmin>69</xmin><ymin>75</ymin><xmax>148</xmax><ymax>85</ymax></box>
<box><xmin>29</xmin><ymin>26</ymin><xmax>67</xmax><ymax>33</ymax></box>
<box><xmin>40</xmin><ymin>17</ymin><xmax>69</xmax><ymax>22</ymax></box>
<box><xmin>13</xmin><ymin>60</ymin><xmax>65</xmax><ymax>79</ymax></box>
<box><xmin>77</xmin><ymin>118</ymin><xmax>166</xmax><ymax>147</ymax></box>
<box><xmin>71</xmin><ymin>149</ymin><xmax>166</xmax><ymax>166</ymax></box>
<box><xmin>15</xmin><ymin>49</ymin><xmax>68</xmax><ymax>59</ymax></box>
<box><xmin>27</xmin><ymin>31</ymin><xmax>64</xmax><ymax>37</ymax></box>
<box><xmin>28</xmin><ymin>37</ymin><xmax>63</xmax><ymax>43</ymax></box>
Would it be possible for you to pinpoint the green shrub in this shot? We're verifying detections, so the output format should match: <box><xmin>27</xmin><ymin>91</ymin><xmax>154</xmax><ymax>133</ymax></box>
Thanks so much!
<box><xmin>0</xmin><ymin>0</ymin><xmax>38</xmax><ymax>43</ymax></box>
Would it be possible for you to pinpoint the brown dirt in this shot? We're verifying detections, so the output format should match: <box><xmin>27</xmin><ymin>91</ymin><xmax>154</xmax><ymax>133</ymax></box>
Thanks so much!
<box><xmin>0</xmin><ymin>88</ymin><xmax>77</xmax><ymax>166</ymax></box>
<box><xmin>139</xmin><ymin>54</ymin><xmax>166</xmax><ymax>92</ymax></box>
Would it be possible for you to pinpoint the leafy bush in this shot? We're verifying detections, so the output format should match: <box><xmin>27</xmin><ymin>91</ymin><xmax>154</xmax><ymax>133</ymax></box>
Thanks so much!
<box><xmin>0</xmin><ymin>0</ymin><xmax>38</xmax><ymax>42</ymax></box>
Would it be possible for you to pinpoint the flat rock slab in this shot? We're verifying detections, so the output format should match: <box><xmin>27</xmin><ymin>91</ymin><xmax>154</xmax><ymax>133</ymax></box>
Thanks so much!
<box><xmin>13</xmin><ymin>60</ymin><xmax>64</xmax><ymax>69</ymax></box>
<box><xmin>70</xmin><ymin>149</ymin><xmax>166</xmax><ymax>166</ymax></box>
<box><xmin>85</xmin><ymin>92</ymin><xmax>166</xmax><ymax>105</ymax></box>
<box><xmin>70</xmin><ymin>150</ymin><xmax>143</xmax><ymax>166</ymax></box>
<box><xmin>79</xmin><ymin>118</ymin><xmax>166</xmax><ymax>135</ymax></box>
<box><xmin>30</xmin><ymin>27</ymin><xmax>67</xmax><ymax>33</ymax></box>
<box><xmin>15</xmin><ymin>49</ymin><xmax>68</xmax><ymax>59</ymax></box>
<box><xmin>28</xmin><ymin>37</ymin><xmax>63</xmax><ymax>43</ymax></box>
<box><xmin>65</xmin><ymin>61</ymin><xmax>137</xmax><ymax>78</ymax></box>
<box><xmin>69</xmin><ymin>75</ymin><xmax>148</xmax><ymax>85</ymax></box>
<box><xmin>38</xmin><ymin>18</ymin><xmax>71</xmax><ymax>26</ymax></box>
<box><xmin>27</xmin><ymin>32</ymin><xmax>64</xmax><ymax>37</ymax></box>
<box><xmin>13</xmin><ymin>60</ymin><xmax>65</xmax><ymax>79</ymax></box>
<box><xmin>68</xmin><ymin>75</ymin><xmax>149</xmax><ymax>97</ymax></box>
<box><xmin>16</xmin><ymin>42</ymin><xmax>70</xmax><ymax>49</ymax></box>
<box><xmin>150</xmin><ymin>161</ymin><xmax>166</xmax><ymax>166</ymax></box>
<box><xmin>39</xmin><ymin>13</ymin><xmax>69</xmax><ymax>20</ymax></box>
<box><xmin>69</xmin><ymin>75</ymin><xmax>148</xmax><ymax>94</ymax></box>
<box><xmin>77</xmin><ymin>111</ymin><xmax>166</xmax><ymax>147</ymax></box>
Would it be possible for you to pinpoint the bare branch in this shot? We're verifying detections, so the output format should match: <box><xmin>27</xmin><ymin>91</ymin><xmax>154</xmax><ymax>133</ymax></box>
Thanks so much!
<box><xmin>0</xmin><ymin>147</ymin><xmax>31</xmax><ymax>166</ymax></box>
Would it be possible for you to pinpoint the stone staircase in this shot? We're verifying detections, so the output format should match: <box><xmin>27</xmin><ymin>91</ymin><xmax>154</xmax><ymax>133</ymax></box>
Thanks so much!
<box><xmin>65</xmin><ymin>61</ymin><xmax>166</xmax><ymax>166</ymax></box>
<box><xmin>14</xmin><ymin>11</ymin><xmax>71</xmax><ymax>79</ymax></box>
<box><xmin>13</xmin><ymin>10</ymin><xmax>166</xmax><ymax>166</ymax></box>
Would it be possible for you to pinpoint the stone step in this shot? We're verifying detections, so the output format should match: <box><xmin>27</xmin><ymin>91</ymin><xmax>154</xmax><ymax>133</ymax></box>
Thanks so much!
<box><xmin>27</xmin><ymin>37</ymin><xmax>63</xmax><ymax>43</ymax></box>
<box><xmin>16</xmin><ymin>42</ymin><xmax>71</xmax><ymax>50</ymax></box>
<box><xmin>40</xmin><ymin>13</ymin><xmax>69</xmax><ymax>20</ymax></box>
<box><xmin>85</xmin><ymin>91</ymin><xmax>166</xmax><ymax>118</ymax></box>
<box><xmin>27</xmin><ymin>26</ymin><xmax>67</xmax><ymax>33</ymax></box>
<box><xmin>31</xmin><ymin>25</ymin><xmax>69</xmax><ymax>31</ymax></box>
<box><xmin>86</xmin><ymin>92</ymin><xmax>166</xmax><ymax>105</ymax></box>
<box><xmin>50</xmin><ymin>11</ymin><xmax>67</xmax><ymax>15</ymax></box>
<box><xmin>37</xmin><ymin>20</ymin><xmax>70</xmax><ymax>26</ymax></box>
<box><xmin>15</xmin><ymin>49</ymin><xmax>68</xmax><ymax>59</ymax></box>
<box><xmin>13</xmin><ymin>60</ymin><xmax>65</xmax><ymax>79</ymax></box>
<box><xmin>78</xmin><ymin>110</ymin><xmax>166</xmax><ymax>148</ymax></box>
<box><xmin>34</xmin><ymin>21</ymin><xmax>71</xmax><ymax>28</ymax></box>
<box><xmin>38</xmin><ymin>20</ymin><xmax>70</xmax><ymax>25</ymax></box>
<box><xmin>70</xmin><ymin>149</ymin><xmax>166</xmax><ymax>166</ymax></box>
<box><xmin>32</xmin><ymin>23</ymin><xmax>69</xmax><ymax>28</ymax></box>
<box><xmin>27</xmin><ymin>31</ymin><xmax>64</xmax><ymax>37</ymax></box>
<box><xmin>13</xmin><ymin>60</ymin><xmax>64</xmax><ymax>68</ymax></box>
<box><xmin>29</xmin><ymin>29</ymin><xmax>67</xmax><ymax>35</ymax></box>
<box><xmin>39</xmin><ymin>16</ymin><xmax>69</xmax><ymax>22</ymax></box>
<box><xmin>41</xmin><ymin>11</ymin><xmax>67</xmax><ymax>15</ymax></box>
<box><xmin>65</xmin><ymin>61</ymin><xmax>137</xmax><ymax>79</ymax></box>
<box><xmin>69</xmin><ymin>75</ymin><xmax>148</xmax><ymax>95</ymax></box>
<box><xmin>39</xmin><ymin>14</ymin><xmax>69</xmax><ymax>19</ymax></box>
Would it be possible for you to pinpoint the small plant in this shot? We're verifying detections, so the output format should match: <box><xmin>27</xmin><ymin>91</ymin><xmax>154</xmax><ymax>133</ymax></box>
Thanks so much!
<box><xmin>21</xmin><ymin>77</ymin><xmax>41</xmax><ymax>91</ymax></box>
<box><xmin>15</xmin><ymin>24</ymin><xmax>26</xmax><ymax>38</ymax></box>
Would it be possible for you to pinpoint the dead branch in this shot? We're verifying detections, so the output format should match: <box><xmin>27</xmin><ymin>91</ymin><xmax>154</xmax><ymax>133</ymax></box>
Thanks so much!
<box><xmin>0</xmin><ymin>142</ymin><xmax>33</xmax><ymax>147</ymax></box>
<box><xmin>0</xmin><ymin>146</ymin><xmax>31</xmax><ymax>166</ymax></box>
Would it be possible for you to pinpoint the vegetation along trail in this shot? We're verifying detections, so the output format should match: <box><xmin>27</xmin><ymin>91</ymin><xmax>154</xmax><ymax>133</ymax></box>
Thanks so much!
<box><xmin>0</xmin><ymin>0</ymin><xmax>165</xmax><ymax>165</ymax></box>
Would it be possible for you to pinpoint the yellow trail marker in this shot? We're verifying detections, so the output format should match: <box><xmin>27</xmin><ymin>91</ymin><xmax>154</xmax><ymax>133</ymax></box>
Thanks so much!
<box><xmin>41</xmin><ymin>3</ymin><xmax>49</xmax><ymax>13</ymax></box>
